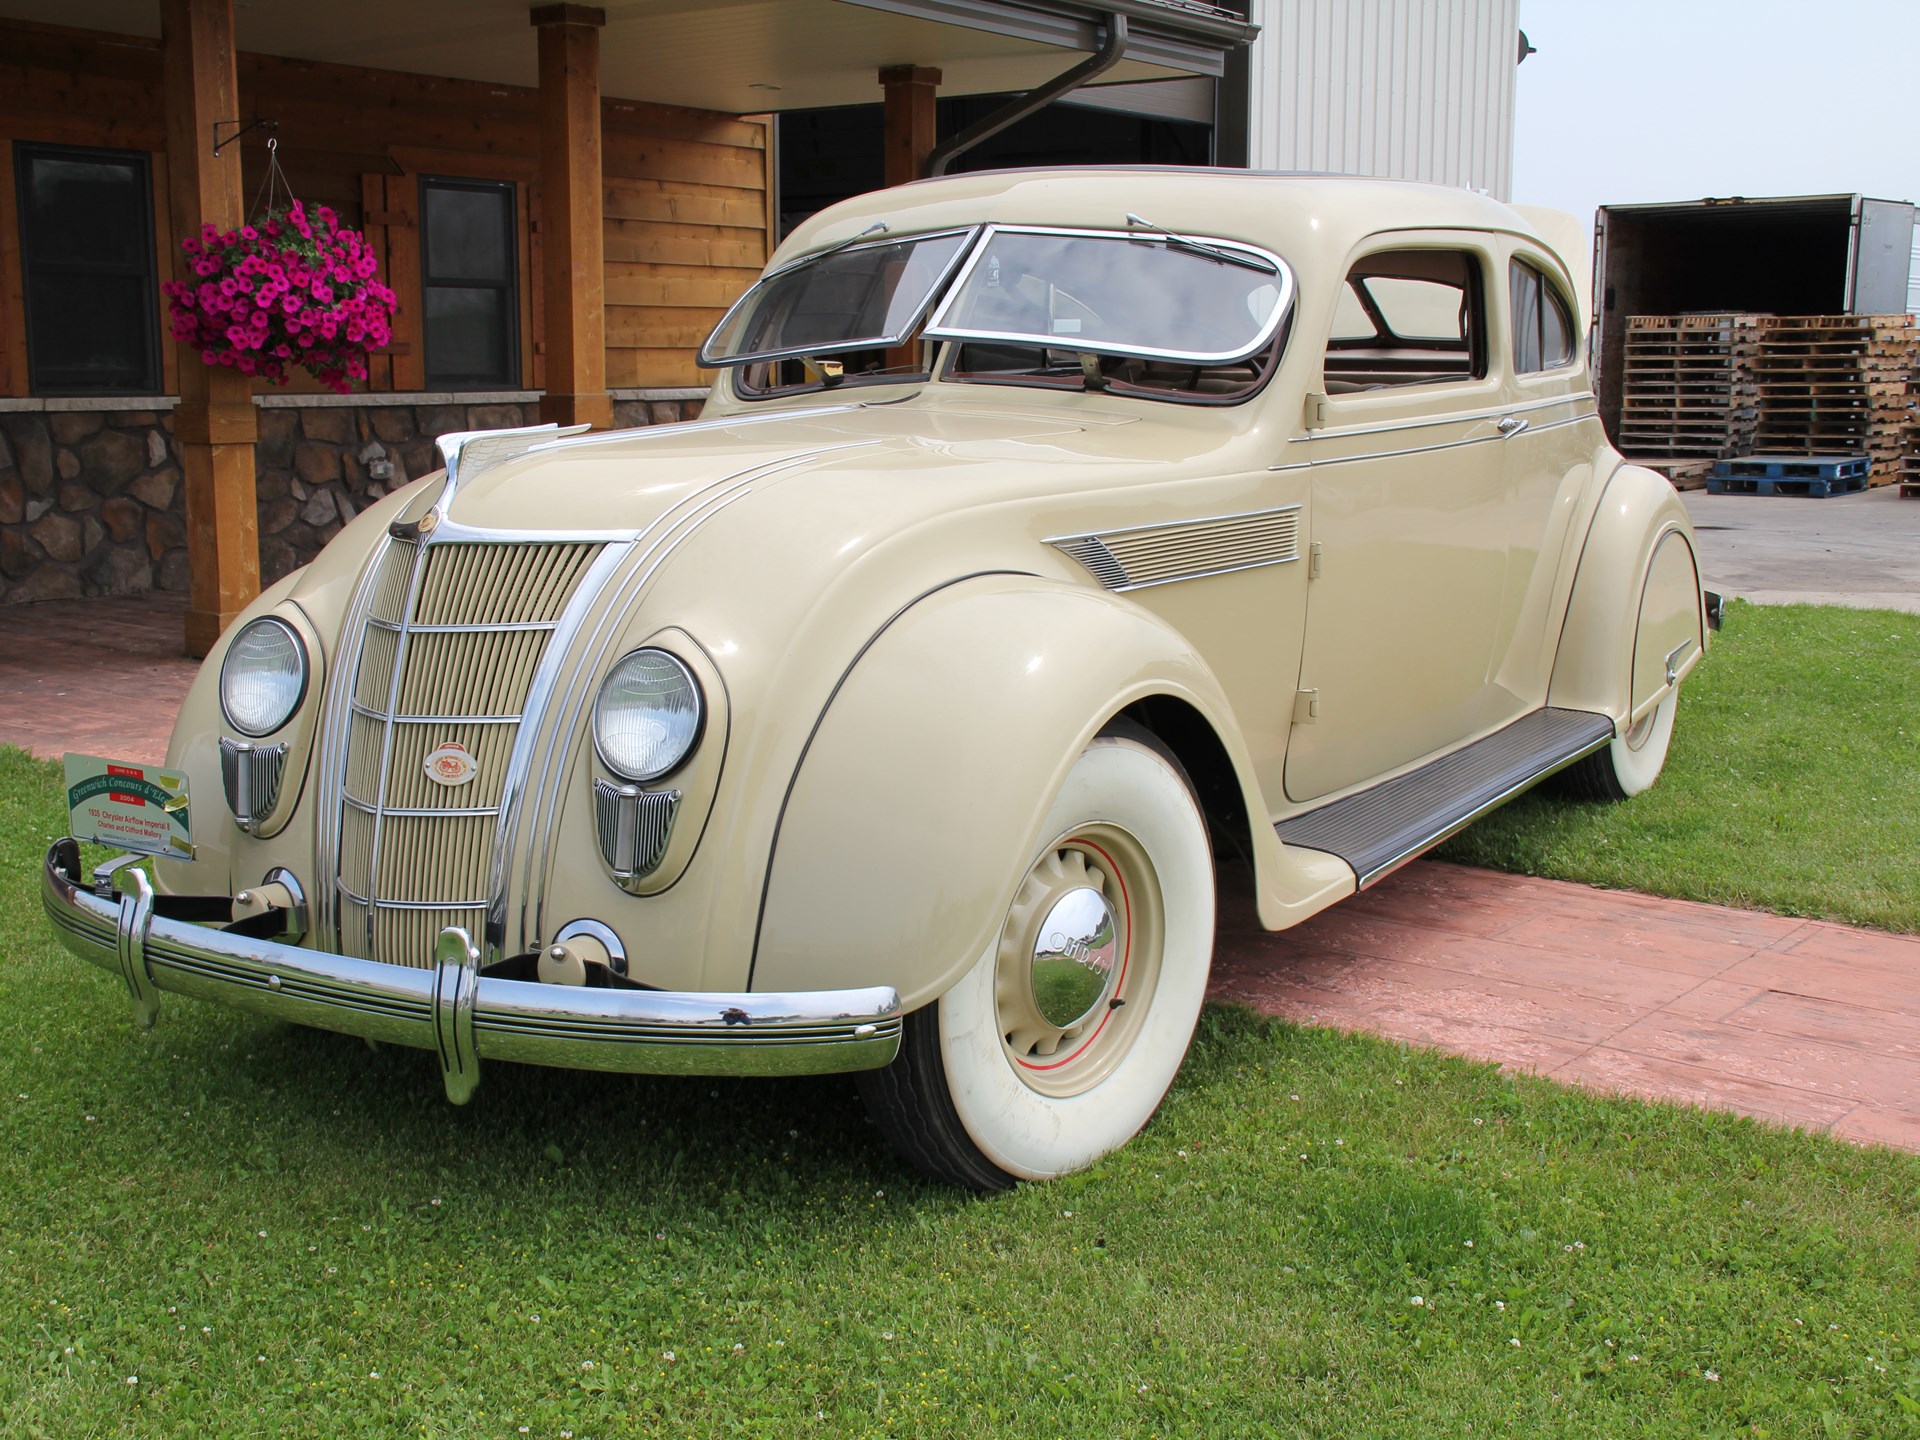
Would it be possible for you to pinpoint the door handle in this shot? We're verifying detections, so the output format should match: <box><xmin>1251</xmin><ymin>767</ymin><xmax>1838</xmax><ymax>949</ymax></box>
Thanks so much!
<box><xmin>1495</xmin><ymin>415</ymin><xmax>1529</xmax><ymax>438</ymax></box>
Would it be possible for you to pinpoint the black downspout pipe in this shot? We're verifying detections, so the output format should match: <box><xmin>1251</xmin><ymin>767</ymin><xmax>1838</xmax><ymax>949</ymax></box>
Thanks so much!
<box><xmin>923</xmin><ymin>13</ymin><xmax>1129</xmax><ymax>178</ymax></box>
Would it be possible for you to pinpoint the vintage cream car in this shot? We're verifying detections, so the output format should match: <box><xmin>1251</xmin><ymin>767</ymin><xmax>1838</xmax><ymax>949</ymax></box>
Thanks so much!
<box><xmin>42</xmin><ymin>169</ymin><xmax>1715</xmax><ymax>1190</ymax></box>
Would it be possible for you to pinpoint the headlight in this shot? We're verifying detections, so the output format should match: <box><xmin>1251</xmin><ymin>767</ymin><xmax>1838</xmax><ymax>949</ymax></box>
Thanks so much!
<box><xmin>593</xmin><ymin>649</ymin><xmax>703</xmax><ymax>782</ymax></box>
<box><xmin>219</xmin><ymin>617</ymin><xmax>309</xmax><ymax>737</ymax></box>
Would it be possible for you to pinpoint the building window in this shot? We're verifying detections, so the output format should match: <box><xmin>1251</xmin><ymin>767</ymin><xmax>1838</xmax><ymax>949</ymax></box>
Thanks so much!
<box><xmin>14</xmin><ymin>143</ymin><xmax>161</xmax><ymax>396</ymax></box>
<box><xmin>420</xmin><ymin>176</ymin><xmax>518</xmax><ymax>390</ymax></box>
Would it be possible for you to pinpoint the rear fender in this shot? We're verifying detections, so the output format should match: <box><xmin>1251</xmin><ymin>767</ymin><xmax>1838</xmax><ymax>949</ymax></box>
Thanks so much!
<box><xmin>1548</xmin><ymin>463</ymin><xmax>1707</xmax><ymax>724</ymax></box>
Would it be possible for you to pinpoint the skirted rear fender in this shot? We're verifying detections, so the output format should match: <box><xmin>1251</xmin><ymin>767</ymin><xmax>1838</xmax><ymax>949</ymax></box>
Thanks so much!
<box><xmin>1547</xmin><ymin>463</ymin><xmax>1708</xmax><ymax>724</ymax></box>
<box><xmin>749</xmin><ymin>574</ymin><xmax>1289</xmax><ymax>1011</ymax></box>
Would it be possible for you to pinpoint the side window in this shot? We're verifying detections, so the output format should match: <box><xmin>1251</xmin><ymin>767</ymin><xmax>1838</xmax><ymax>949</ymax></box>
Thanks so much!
<box><xmin>15</xmin><ymin>142</ymin><xmax>161</xmax><ymax>395</ymax></box>
<box><xmin>420</xmin><ymin>176</ymin><xmax>518</xmax><ymax>389</ymax></box>
<box><xmin>1509</xmin><ymin>259</ymin><xmax>1576</xmax><ymax>374</ymax></box>
<box><xmin>1322</xmin><ymin>250</ymin><xmax>1483</xmax><ymax>391</ymax></box>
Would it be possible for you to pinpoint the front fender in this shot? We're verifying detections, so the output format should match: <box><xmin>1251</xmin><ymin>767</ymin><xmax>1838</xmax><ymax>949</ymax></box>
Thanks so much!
<box><xmin>749</xmin><ymin>575</ymin><xmax>1260</xmax><ymax>1010</ymax></box>
<box><xmin>1547</xmin><ymin>463</ymin><xmax>1707</xmax><ymax>723</ymax></box>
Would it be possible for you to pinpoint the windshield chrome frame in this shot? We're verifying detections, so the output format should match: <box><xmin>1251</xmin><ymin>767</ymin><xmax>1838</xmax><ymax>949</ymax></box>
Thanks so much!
<box><xmin>923</xmin><ymin>223</ymin><xmax>1296</xmax><ymax>367</ymax></box>
<box><xmin>697</xmin><ymin>226</ymin><xmax>982</xmax><ymax>369</ymax></box>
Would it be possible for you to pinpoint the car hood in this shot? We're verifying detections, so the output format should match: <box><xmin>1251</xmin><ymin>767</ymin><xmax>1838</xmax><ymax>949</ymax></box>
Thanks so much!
<box><xmin>438</xmin><ymin>396</ymin><xmax>1156</xmax><ymax>539</ymax></box>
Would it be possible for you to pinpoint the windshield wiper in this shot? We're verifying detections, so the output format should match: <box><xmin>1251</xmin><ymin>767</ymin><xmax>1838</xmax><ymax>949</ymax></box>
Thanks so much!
<box><xmin>1125</xmin><ymin>213</ymin><xmax>1276</xmax><ymax>275</ymax></box>
<box><xmin>797</xmin><ymin>220</ymin><xmax>890</xmax><ymax>267</ymax></box>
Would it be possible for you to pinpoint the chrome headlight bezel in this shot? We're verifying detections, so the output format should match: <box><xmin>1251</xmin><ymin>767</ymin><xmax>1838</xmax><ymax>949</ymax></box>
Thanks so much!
<box><xmin>592</xmin><ymin>647</ymin><xmax>705</xmax><ymax>783</ymax></box>
<box><xmin>218</xmin><ymin>616</ymin><xmax>310</xmax><ymax>738</ymax></box>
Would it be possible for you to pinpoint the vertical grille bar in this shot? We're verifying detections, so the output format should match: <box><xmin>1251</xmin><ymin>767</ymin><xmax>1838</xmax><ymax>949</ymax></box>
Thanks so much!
<box><xmin>360</xmin><ymin>542</ymin><xmax>432</xmax><ymax>957</ymax></box>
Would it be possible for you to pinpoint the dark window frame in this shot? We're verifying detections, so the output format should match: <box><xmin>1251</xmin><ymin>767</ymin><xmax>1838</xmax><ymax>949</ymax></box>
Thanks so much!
<box><xmin>1322</xmin><ymin>248</ymin><xmax>1489</xmax><ymax>392</ymax></box>
<box><xmin>14</xmin><ymin>141</ymin><xmax>163</xmax><ymax>397</ymax></box>
<box><xmin>1509</xmin><ymin>258</ymin><xmax>1577</xmax><ymax>375</ymax></box>
<box><xmin>418</xmin><ymin>174</ymin><xmax>520</xmax><ymax>391</ymax></box>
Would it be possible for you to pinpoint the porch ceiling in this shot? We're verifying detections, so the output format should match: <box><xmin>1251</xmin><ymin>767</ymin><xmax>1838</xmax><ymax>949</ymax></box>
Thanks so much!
<box><xmin>0</xmin><ymin>0</ymin><xmax>1244</xmax><ymax>112</ymax></box>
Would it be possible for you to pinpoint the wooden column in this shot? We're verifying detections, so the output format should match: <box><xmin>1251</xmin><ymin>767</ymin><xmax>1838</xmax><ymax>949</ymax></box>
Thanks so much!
<box><xmin>162</xmin><ymin>0</ymin><xmax>259</xmax><ymax>657</ymax></box>
<box><xmin>879</xmin><ymin>65</ymin><xmax>942</xmax><ymax>187</ymax></box>
<box><xmin>531</xmin><ymin>4</ymin><xmax>613</xmax><ymax>430</ymax></box>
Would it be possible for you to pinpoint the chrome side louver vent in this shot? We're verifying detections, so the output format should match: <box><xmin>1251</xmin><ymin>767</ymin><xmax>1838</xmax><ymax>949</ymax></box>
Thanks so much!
<box><xmin>219</xmin><ymin>737</ymin><xmax>288</xmax><ymax>832</ymax></box>
<box><xmin>1050</xmin><ymin>504</ymin><xmax>1303</xmax><ymax>591</ymax></box>
<box><xmin>593</xmin><ymin>780</ymin><xmax>680</xmax><ymax>889</ymax></box>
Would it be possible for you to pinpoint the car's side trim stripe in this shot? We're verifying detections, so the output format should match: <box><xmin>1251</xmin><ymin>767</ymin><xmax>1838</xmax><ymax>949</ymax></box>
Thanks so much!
<box><xmin>1278</xmin><ymin>413</ymin><xmax>1590</xmax><ymax>471</ymax></box>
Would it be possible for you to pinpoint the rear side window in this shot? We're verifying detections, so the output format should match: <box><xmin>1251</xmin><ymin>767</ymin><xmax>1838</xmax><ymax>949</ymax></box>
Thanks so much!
<box><xmin>1509</xmin><ymin>260</ymin><xmax>1576</xmax><ymax>373</ymax></box>
<box><xmin>1323</xmin><ymin>250</ymin><xmax>1483</xmax><ymax>391</ymax></box>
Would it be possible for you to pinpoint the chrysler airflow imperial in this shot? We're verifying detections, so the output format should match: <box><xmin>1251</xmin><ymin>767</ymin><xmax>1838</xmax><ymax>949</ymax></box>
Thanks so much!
<box><xmin>42</xmin><ymin>169</ymin><xmax>1716</xmax><ymax>1190</ymax></box>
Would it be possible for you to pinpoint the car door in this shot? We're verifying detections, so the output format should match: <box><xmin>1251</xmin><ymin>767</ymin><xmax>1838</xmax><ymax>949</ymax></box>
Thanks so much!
<box><xmin>1284</xmin><ymin>237</ymin><xmax>1518</xmax><ymax>805</ymax></box>
<box><xmin>1487</xmin><ymin>246</ymin><xmax>1603</xmax><ymax>706</ymax></box>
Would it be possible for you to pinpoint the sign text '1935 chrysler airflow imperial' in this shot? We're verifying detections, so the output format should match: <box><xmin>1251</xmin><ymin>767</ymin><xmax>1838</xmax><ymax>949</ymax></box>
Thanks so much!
<box><xmin>42</xmin><ymin>169</ymin><xmax>1716</xmax><ymax>1189</ymax></box>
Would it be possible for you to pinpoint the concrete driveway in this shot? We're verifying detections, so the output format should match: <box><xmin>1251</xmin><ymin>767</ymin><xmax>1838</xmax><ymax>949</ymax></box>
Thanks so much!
<box><xmin>1684</xmin><ymin>483</ymin><xmax>1920</xmax><ymax>613</ymax></box>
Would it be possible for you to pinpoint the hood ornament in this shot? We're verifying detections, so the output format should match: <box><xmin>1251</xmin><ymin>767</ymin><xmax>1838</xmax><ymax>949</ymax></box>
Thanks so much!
<box><xmin>434</xmin><ymin>422</ymin><xmax>590</xmax><ymax>501</ymax></box>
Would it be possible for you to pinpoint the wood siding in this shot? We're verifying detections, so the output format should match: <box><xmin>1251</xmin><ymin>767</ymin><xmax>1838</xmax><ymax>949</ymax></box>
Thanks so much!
<box><xmin>0</xmin><ymin>19</ymin><xmax>769</xmax><ymax>397</ymax></box>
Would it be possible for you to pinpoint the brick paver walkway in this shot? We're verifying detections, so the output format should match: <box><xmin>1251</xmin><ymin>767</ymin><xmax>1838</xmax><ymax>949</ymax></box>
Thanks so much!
<box><xmin>0</xmin><ymin>591</ymin><xmax>193</xmax><ymax>765</ymax></box>
<box><xmin>1210</xmin><ymin>862</ymin><xmax>1920</xmax><ymax>1152</ymax></box>
<box><xmin>3</xmin><ymin>592</ymin><xmax>1917</xmax><ymax>1154</ymax></box>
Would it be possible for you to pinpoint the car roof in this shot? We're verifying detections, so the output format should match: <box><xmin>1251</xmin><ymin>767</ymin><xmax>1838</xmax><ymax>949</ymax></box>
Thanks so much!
<box><xmin>772</xmin><ymin>168</ymin><xmax>1565</xmax><ymax>281</ymax></box>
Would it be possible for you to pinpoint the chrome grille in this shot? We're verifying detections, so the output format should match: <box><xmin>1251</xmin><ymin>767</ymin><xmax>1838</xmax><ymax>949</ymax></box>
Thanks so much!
<box><xmin>336</xmin><ymin>539</ymin><xmax>604</xmax><ymax>967</ymax></box>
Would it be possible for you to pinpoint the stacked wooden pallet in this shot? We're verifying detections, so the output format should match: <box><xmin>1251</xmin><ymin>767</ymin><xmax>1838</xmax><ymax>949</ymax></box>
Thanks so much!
<box><xmin>1617</xmin><ymin>314</ymin><xmax>1763</xmax><ymax>459</ymax></box>
<box><xmin>1749</xmin><ymin>315</ymin><xmax>1919</xmax><ymax>483</ymax></box>
<box><xmin>1903</xmin><ymin>373</ymin><xmax>1920</xmax><ymax>497</ymax></box>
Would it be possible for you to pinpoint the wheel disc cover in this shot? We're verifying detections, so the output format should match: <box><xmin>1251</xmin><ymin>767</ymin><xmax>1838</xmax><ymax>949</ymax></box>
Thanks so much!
<box><xmin>993</xmin><ymin>825</ymin><xmax>1163</xmax><ymax>1098</ymax></box>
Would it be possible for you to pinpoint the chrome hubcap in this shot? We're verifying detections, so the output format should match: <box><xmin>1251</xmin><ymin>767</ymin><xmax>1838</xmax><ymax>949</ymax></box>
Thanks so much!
<box><xmin>993</xmin><ymin>829</ymin><xmax>1162</xmax><ymax>1098</ymax></box>
<box><xmin>1030</xmin><ymin>885</ymin><xmax>1121</xmax><ymax>1030</ymax></box>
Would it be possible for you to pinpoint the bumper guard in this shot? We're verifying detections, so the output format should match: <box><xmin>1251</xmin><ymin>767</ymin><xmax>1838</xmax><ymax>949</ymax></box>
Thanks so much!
<box><xmin>42</xmin><ymin>840</ymin><xmax>901</xmax><ymax>1102</ymax></box>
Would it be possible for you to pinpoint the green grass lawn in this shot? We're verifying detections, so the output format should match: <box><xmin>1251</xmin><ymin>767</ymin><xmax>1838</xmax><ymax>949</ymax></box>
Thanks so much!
<box><xmin>4</xmin><ymin>742</ymin><xmax>1920</xmax><ymax>1437</ymax></box>
<box><xmin>1441</xmin><ymin>602</ymin><xmax>1920</xmax><ymax>933</ymax></box>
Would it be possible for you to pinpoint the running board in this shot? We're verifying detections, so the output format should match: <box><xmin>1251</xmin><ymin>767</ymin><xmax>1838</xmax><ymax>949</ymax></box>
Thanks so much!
<box><xmin>1274</xmin><ymin>707</ymin><xmax>1615</xmax><ymax>888</ymax></box>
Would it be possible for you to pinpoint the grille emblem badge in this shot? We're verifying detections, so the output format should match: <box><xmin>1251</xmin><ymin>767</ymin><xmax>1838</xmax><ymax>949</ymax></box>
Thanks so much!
<box><xmin>424</xmin><ymin>741</ymin><xmax>478</xmax><ymax>788</ymax></box>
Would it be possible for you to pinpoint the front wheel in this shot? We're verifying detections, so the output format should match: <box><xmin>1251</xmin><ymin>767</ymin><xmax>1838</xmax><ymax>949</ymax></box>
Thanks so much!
<box><xmin>859</xmin><ymin>726</ymin><xmax>1215</xmax><ymax>1190</ymax></box>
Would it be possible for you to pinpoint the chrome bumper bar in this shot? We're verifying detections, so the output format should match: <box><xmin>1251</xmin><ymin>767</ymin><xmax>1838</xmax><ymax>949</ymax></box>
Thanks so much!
<box><xmin>41</xmin><ymin>841</ymin><xmax>901</xmax><ymax>1102</ymax></box>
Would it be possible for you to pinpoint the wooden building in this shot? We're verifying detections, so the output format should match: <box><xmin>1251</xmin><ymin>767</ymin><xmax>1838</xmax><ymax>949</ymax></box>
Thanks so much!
<box><xmin>0</xmin><ymin>0</ymin><xmax>1312</xmax><ymax>649</ymax></box>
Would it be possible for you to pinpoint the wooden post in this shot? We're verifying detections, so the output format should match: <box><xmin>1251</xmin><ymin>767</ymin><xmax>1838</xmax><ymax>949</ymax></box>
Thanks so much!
<box><xmin>531</xmin><ymin>4</ymin><xmax>612</xmax><ymax>430</ymax></box>
<box><xmin>163</xmin><ymin>0</ymin><xmax>260</xmax><ymax>658</ymax></box>
<box><xmin>879</xmin><ymin>65</ymin><xmax>942</xmax><ymax>187</ymax></box>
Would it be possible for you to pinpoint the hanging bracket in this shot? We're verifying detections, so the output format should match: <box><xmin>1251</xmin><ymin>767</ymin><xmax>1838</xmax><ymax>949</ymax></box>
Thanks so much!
<box><xmin>212</xmin><ymin>117</ymin><xmax>278</xmax><ymax>157</ymax></box>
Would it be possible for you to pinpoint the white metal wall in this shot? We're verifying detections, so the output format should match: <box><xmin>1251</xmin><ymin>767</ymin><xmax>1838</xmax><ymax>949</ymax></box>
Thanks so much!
<box><xmin>1245</xmin><ymin>0</ymin><xmax>1519</xmax><ymax>200</ymax></box>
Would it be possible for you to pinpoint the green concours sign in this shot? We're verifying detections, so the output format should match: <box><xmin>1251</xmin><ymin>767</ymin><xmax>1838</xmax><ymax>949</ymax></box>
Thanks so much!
<box><xmin>64</xmin><ymin>753</ymin><xmax>194</xmax><ymax>860</ymax></box>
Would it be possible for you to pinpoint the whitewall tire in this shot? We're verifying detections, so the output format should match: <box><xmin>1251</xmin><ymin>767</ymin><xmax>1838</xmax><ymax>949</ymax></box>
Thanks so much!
<box><xmin>860</xmin><ymin>725</ymin><xmax>1215</xmax><ymax>1189</ymax></box>
<box><xmin>1560</xmin><ymin>687</ymin><xmax>1677</xmax><ymax>802</ymax></box>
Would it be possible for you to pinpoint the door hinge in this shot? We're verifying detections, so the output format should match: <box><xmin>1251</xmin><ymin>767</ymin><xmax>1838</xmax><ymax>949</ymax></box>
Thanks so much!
<box><xmin>1303</xmin><ymin>389</ymin><xmax>1329</xmax><ymax>430</ymax></box>
<box><xmin>1292</xmin><ymin>689</ymin><xmax>1319</xmax><ymax>724</ymax></box>
<box><xmin>1307</xmin><ymin>540</ymin><xmax>1323</xmax><ymax>579</ymax></box>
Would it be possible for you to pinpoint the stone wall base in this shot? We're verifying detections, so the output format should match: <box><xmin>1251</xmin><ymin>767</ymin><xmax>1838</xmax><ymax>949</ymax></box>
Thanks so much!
<box><xmin>0</xmin><ymin>396</ymin><xmax>698</xmax><ymax>605</ymax></box>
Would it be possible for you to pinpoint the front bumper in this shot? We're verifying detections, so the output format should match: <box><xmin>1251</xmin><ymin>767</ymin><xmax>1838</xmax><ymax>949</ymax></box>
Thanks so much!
<box><xmin>41</xmin><ymin>840</ymin><xmax>901</xmax><ymax>1102</ymax></box>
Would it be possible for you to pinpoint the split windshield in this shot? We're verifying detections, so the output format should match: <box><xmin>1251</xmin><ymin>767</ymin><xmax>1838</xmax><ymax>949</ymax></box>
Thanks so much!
<box><xmin>700</xmin><ymin>223</ymin><xmax>1294</xmax><ymax>384</ymax></box>
<box><xmin>698</xmin><ymin>229</ymin><xmax>975</xmax><ymax>366</ymax></box>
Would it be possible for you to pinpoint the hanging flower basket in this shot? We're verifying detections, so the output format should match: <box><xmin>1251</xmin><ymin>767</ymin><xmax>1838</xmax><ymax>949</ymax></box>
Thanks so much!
<box><xmin>163</xmin><ymin>199</ymin><xmax>397</xmax><ymax>394</ymax></box>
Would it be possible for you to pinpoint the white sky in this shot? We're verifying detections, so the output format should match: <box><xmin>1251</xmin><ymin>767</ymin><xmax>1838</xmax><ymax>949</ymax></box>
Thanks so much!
<box><xmin>1513</xmin><ymin>0</ymin><xmax>1920</xmax><ymax>233</ymax></box>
